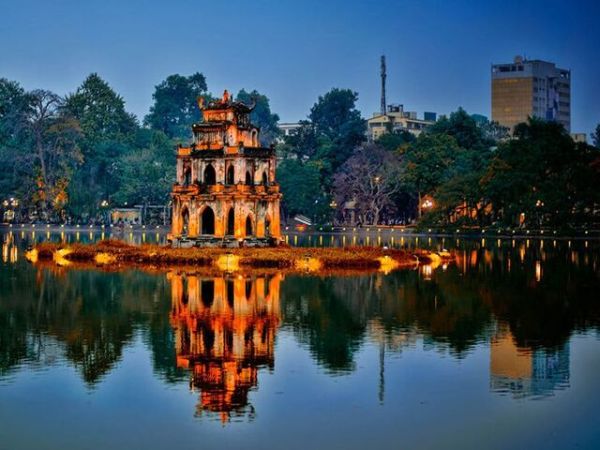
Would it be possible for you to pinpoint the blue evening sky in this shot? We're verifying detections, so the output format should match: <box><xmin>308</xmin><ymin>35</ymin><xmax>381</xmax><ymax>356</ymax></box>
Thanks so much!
<box><xmin>1</xmin><ymin>0</ymin><xmax>598</xmax><ymax>134</ymax></box>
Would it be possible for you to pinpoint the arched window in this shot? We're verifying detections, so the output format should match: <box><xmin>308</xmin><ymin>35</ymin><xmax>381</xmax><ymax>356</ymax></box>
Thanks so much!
<box><xmin>181</xmin><ymin>207</ymin><xmax>189</xmax><ymax>235</ymax></box>
<box><xmin>265</xmin><ymin>216</ymin><xmax>271</xmax><ymax>237</ymax></box>
<box><xmin>261</xmin><ymin>171</ymin><xmax>268</xmax><ymax>186</ymax></box>
<box><xmin>226</xmin><ymin>208</ymin><xmax>235</xmax><ymax>236</ymax></box>
<box><xmin>201</xmin><ymin>207</ymin><xmax>215</xmax><ymax>235</ymax></box>
<box><xmin>245</xmin><ymin>215</ymin><xmax>253</xmax><ymax>236</ymax></box>
<box><xmin>204</xmin><ymin>164</ymin><xmax>216</xmax><ymax>185</ymax></box>
<box><xmin>245</xmin><ymin>170</ymin><xmax>253</xmax><ymax>185</ymax></box>
<box><xmin>183</xmin><ymin>167</ymin><xmax>191</xmax><ymax>186</ymax></box>
<box><xmin>226</xmin><ymin>280</ymin><xmax>235</xmax><ymax>308</ymax></box>
<box><xmin>226</xmin><ymin>165</ymin><xmax>235</xmax><ymax>185</ymax></box>
<box><xmin>201</xmin><ymin>280</ymin><xmax>214</xmax><ymax>308</ymax></box>
<box><xmin>251</xmin><ymin>129</ymin><xmax>258</xmax><ymax>147</ymax></box>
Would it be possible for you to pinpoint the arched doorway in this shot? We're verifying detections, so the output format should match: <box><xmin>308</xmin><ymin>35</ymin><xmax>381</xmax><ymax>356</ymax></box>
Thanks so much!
<box><xmin>245</xmin><ymin>215</ymin><xmax>253</xmax><ymax>236</ymax></box>
<box><xmin>181</xmin><ymin>207</ymin><xmax>189</xmax><ymax>235</ymax></box>
<box><xmin>245</xmin><ymin>170</ymin><xmax>253</xmax><ymax>185</ymax></box>
<box><xmin>201</xmin><ymin>207</ymin><xmax>215</xmax><ymax>235</ymax></box>
<box><xmin>226</xmin><ymin>165</ymin><xmax>235</xmax><ymax>185</ymax></box>
<box><xmin>261</xmin><ymin>171</ymin><xmax>268</xmax><ymax>186</ymax></box>
<box><xmin>226</xmin><ymin>208</ymin><xmax>235</xmax><ymax>236</ymax></box>
<box><xmin>204</xmin><ymin>164</ymin><xmax>216</xmax><ymax>185</ymax></box>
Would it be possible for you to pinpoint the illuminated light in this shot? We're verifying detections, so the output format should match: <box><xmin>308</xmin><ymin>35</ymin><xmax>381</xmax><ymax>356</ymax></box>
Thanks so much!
<box><xmin>482</xmin><ymin>229</ymin><xmax>486</xmax><ymax>234</ymax></box>
<box><xmin>32</xmin><ymin>224</ymin><xmax>35</xmax><ymax>228</ymax></box>
<box><xmin>46</xmin><ymin>224</ymin><xmax>50</xmax><ymax>228</ymax></box>
<box><xmin>21</xmin><ymin>224</ymin><xmax>24</xmax><ymax>228</ymax></box>
<box><xmin>540</xmin><ymin>230</ymin><xmax>544</xmax><ymax>235</ymax></box>
<box><xmin>366</xmin><ymin>228</ymin><xmax>370</xmax><ymax>232</ymax></box>
<box><xmin>142</xmin><ymin>225</ymin><xmax>146</xmax><ymax>229</ymax></box>
<box><xmin>585</xmin><ymin>230</ymin><xmax>589</xmax><ymax>235</ymax></box>
<box><xmin>25</xmin><ymin>248</ymin><xmax>38</xmax><ymax>263</ymax></box>
<box><xmin>156</xmin><ymin>226</ymin><xmax>160</xmax><ymax>229</ymax></box>
<box><xmin>377</xmin><ymin>255</ymin><xmax>399</xmax><ymax>274</ymax></box>
<box><xmin>76</xmin><ymin>224</ymin><xmax>80</xmax><ymax>228</ymax></box>
<box><xmin>101</xmin><ymin>225</ymin><xmax>105</xmax><ymax>229</ymax></box>
<box><xmin>53</xmin><ymin>248</ymin><xmax>73</xmax><ymax>266</ymax></box>
<box><xmin>216</xmin><ymin>253</ymin><xmax>240</xmax><ymax>272</ymax></box>
<box><xmin>95</xmin><ymin>252</ymin><xmax>116</xmax><ymax>265</ymax></box>
<box><xmin>378</xmin><ymin>228</ymin><xmax>381</xmax><ymax>233</ymax></box>
<box><xmin>526</xmin><ymin>230</ymin><xmax>530</xmax><ymax>234</ymax></box>
<box><xmin>89</xmin><ymin>225</ymin><xmax>93</xmax><ymax>229</ymax></box>
<box><xmin>428</xmin><ymin>228</ymin><xmax>432</xmax><ymax>233</ymax></box>
<box><xmin>481</xmin><ymin>238</ymin><xmax>486</xmax><ymax>247</ymax></box>
<box><xmin>535</xmin><ymin>261</ymin><xmax>542</xmax><ymax>282</ymax></box>
<box><xmin>295</xmin><ymin>256</ymin><xmax>322</xmax><ymax>272</ymax></box>
<box><xmin>553</xmin><ymin>230</ymin><xmax>557</xmax><ymax>235</ymax></box>
<box><xmin>456</xmin><ymin>229</ymin><xmax>460</xmax><ymax>233</ymax></box>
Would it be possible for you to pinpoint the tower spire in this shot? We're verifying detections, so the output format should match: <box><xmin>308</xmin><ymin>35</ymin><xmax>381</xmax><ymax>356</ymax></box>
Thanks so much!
<box><xmin>380</xmin><ymin>55</ymin><xmax>387</xmax><ymax>115</ymax></box>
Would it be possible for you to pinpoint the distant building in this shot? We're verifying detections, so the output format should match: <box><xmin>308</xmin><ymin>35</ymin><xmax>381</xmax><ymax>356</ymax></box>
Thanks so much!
<box><xmin>492</xmin><ymin>56</ymin><xmax>571</xmax><ymax>132</ymax></box>
<box><xmin>277</xmin><ymin>122</ymin><xmax>301</xmax><ymax>138</ymax></box>
<box><xmin>571</xmin><ymin>133</ymin><xmax>587</xmax><ymax>143</ymax></box>
<box><xmin>367</xmin><ymin>104</ymin><xmax>436</xmax><ymax>141</ymax></box>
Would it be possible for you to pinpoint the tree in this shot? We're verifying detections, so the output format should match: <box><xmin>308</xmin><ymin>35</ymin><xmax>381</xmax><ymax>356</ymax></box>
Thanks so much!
<box><xmin>592</xmin><ymin>123</ymin><xmax>600</xmax><ymax>148</ymax></box>
<box><xmin>308</xmin><ymin>88</ymin><xmax>366</xmax><ymax>172</ymax></box>
<box><xmin>376</xmin><ymin>129</ymin><xmax>415</xmax><ymax>152</ymax></box>
<box><xmin>112</xmin><ymin>129</ymin><xmax>175</xmax><ymax>207</ymax></box>
<box><xmin>25</xmin><ymin>90</ymin><xmax>83</xmax><ymax>219</ymax></box>
<box><xmin>0</xmin><ymin>79</ymin><xmax>31</xmax><ymax>203</ymax></box>
<box><xmin>277</xmin><ymin>158</ymin><xmax>324</xmax><ymax>220</ymax></box>
<box><xmin>481</xmin><ymin>118</ymin><xmax>599</xmax><ymax>227</ymax></box>
<box><xmin>64</xmin><ymin>74</ymin><xmax>138</xmax><ymax>219</ymax></box>
<box><xmin>333</xmin><ymin>143</ymin><xmax>403</xmax><ymax>225</ymax></box>
<box><xmin>235</xmin><ymin>89</ymin><xmax>280</xmax><ymax>145</ymax></box>
<box><xmin>64</xmin><ymin>73</ymin><xmax>137</xmax><ymax>145</ymax></box>
<box><xmin>401</xmin><ymin>134</ymin><xmax>462</xmax><ymax>217</ymax></box>
<box><xmin>144</xmin><ymin>73</ymin><xmax>208</xmax><ymax>140</ymax></box>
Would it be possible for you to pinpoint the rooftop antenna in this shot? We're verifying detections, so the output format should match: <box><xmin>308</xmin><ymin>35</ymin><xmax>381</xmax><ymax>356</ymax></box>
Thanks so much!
<box><xmin>380</xmin><ymin>55</ymin><xmax>387</xmax><ymax>115</ymax></box>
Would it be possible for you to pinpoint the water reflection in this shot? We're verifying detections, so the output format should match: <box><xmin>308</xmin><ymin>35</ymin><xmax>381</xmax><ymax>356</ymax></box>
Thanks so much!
<box><xmin>0</xmin><ymin>231</ymin><xmax>599</xmax><ymax>421</ymax></box>
<box><xmin>490</xmin><ymin>325</ymin><xmax>569</xmax><ymax>399</ymax></box>
<box><xmin>169</xmin><ymin>272</ymin><xmax>281</xmax><ymax>422</ymax></box>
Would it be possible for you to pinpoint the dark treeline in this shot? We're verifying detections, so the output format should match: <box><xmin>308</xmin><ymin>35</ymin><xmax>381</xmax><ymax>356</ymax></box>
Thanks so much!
<box><xmin>1</xmin><ymin>72</ymin><xmax>599</xmax><ymax>228</ymax></box>
<box><xmin>0</xmin><ymin>73</ymin><xmax>279</xmax><ymax>224</ymax></box>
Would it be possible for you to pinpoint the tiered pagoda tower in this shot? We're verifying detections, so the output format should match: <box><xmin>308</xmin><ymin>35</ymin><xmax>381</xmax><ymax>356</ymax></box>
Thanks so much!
<box><xmin>170</xmin><ymin>90</ymin><xmax>281</xmax><ymax>247</ymax></box>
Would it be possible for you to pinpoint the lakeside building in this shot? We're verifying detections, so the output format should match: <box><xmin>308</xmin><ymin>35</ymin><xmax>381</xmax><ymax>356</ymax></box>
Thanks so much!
<box><xmin>169</xmin><ymin>272</ymin><xmax>281</xmax><ymax>423</ymax></box>
<box><xmin>491</xmin><ymin>56</ymin><xmax>571</xmax><ymax>132</ymax></box>
<box><xmin>367</xmin><ymin>104</ymin><xmax>436</xmax><ymax>141</ymax></box>
<box><xmin>169</xmin><ymin>90</ymin><xmax>282</xmax><ymax>247</ymax></box>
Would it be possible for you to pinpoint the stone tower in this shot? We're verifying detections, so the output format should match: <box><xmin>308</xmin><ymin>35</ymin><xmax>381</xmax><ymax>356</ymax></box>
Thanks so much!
<box><xmin>169</xmin><ymin>90</ymin><xmax>281</xmax><ymax>247</ymax></box>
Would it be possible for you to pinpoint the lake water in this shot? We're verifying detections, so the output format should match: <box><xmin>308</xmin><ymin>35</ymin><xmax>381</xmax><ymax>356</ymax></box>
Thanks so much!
<box><xmin>1</xmin><ymin>230</ymin><xmax>599</xmax><ymax>449</ymax></box>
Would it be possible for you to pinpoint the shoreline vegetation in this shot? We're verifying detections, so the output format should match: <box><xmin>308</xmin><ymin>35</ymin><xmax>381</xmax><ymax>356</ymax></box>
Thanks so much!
<box><xmin>24</xmin><ymin>240</ymin><xmax>452</xmax><ymax>275</ymax></box>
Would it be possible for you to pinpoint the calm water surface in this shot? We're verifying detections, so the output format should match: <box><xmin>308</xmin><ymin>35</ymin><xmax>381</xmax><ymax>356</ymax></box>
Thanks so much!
<box><xmin>1</xmin><ymin>231</ymin><xmax>599</xmax><ymax>449</ymax></box>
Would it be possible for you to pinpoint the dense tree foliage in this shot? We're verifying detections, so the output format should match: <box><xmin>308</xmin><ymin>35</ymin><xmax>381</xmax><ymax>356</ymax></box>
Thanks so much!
<box><xmin>144</xmin><ymin>73</ymin><xmax>208</xmax><ymax>140</ymax></box>
<box><xmin>592</xmin><ymin>123</ymin><xmax>600</xmax><ymax>148</ymax></box>
<box><xmin>481</xmin><ymin>119</ymin><xmax>599</xmax><ymax>227</ymax></box>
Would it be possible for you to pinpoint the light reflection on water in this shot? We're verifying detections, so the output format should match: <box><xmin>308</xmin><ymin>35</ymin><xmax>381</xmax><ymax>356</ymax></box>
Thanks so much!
<box><xmin>0</xmin><ymin>230</ymin><xmax>599</xmax><ymax>448</ymax></box>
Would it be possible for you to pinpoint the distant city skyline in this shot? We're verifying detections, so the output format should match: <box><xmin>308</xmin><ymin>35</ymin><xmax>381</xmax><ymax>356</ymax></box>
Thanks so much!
<box><xmin>1</xmin><ymin>0</ymin><xmax>599</xmax><ymax>134</ymax></box>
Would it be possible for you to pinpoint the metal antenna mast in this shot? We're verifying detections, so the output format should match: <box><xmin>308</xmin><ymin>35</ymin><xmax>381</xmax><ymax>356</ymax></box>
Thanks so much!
<box><xmin>380</xmin><ymin>55</ymin><xmax>387</xmax><ymax>115</ymax></box>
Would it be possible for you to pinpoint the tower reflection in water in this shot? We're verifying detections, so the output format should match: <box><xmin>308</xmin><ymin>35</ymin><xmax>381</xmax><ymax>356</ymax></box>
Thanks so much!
<box><xmin>168</xmin><ymin>272</ymin><xmax>282</xmax><ymax>423</ymax></box>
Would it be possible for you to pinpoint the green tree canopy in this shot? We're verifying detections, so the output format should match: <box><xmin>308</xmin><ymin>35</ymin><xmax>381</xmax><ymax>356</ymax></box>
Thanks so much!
<box><xmin>481</xmin><ymin>118</ymin><xmax>599</xmax><ymax>227</ymax></box>
<box><xmin>144</xmin><ymin>73</ymin><xmax>208</xmax><ymax>140</ymax></box>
